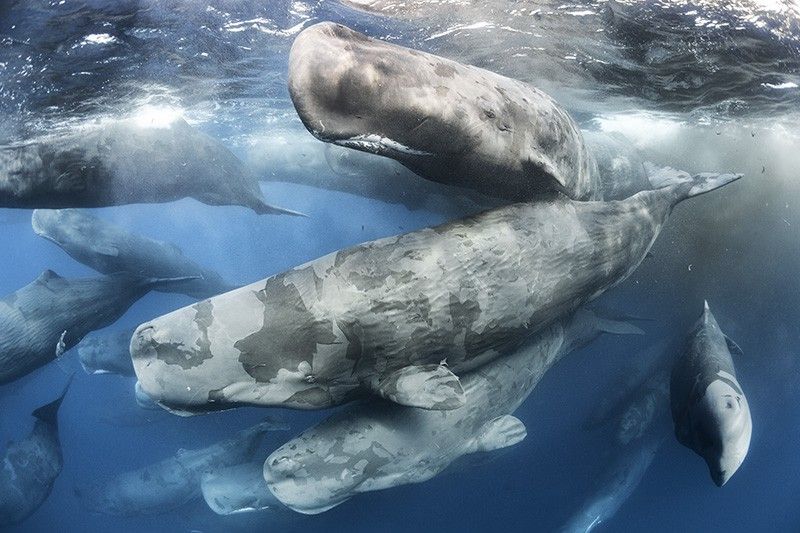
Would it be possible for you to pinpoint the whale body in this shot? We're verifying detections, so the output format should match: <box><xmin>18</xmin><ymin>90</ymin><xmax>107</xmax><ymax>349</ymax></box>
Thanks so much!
<box><xmin>33</xmin><ymin>209</ymin><xmax>234</xmax><ymax>299</ymax></box>
<box><xmin>131</xmin><ymin>171</ymin><xmax>739</xmax><ymax>415</ymax></box>
<box><xmin>0</xmin><ymin>270</ymin><xmax>194</xmax><ymax>385</ymax></box>
<box><xmin>289</xmin><ymin>22</ymin><xmax>599</xmax><ymax>201</ymax></box>
<box><xmin>0</xmin><ymin>116</ymin><xmax>297</xmax><ymax>214</ymax></box>
<box><xmin>670</xmin><ymin>301</ymin><xmax>752</xmax><ymax>487</ymax></box>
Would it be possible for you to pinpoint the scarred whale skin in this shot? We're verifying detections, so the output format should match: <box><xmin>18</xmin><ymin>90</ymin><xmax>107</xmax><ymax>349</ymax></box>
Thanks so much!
<box><xmin>131</xmin><ymin>171</ymin><xmax>739</xmax><ymax>415</ymax></box>
<box><xmin>0</xmin><ymin>270</ymin><xmax>193</xmax><ymax>385</ymax></box>
<box><xmin>32</xmin><ymin>209</ymin><xmax>234</xmax><ymax>299</ymax></box>
<box><xmin>0</xmin><ymin>116</ymin><xmax>297</xmax><ymax>215</ymax></box>
<box><xmin>263</xmin><ymin>309</ymin><xmax>641</xmax><ymax>515</ymax></box>
<box><xmin>78</xmin><ymin>422</ymin><xmax>274</xmax><ymax>516</ymax></box>
<box><xmin>288</xmin><ymin>22</ymin><xmax>600</xmax><ymax>201</ymax></box>
<box><xmin>0</xmin><ymin>381</ymin><xmax>70</xmax><ymax>526</ymax></box>
<box><xmin>670</xmin><ymin>301</ymin><xmax>752</xmax><ymax>487</ymax></box>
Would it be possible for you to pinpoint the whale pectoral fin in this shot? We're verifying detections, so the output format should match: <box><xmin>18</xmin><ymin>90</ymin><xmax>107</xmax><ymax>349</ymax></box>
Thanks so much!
<box><xmin>473</xmin><ymin>415</ymin><xmax>527</xmax><ymax>453</ymax></box>
<box><xmin>375</xmin><ymin>364</ymin><xmax>465</xmax><ymax>410</ymax></box>
<box><xmin>89</xmin><ymin>242</ymin><xmax>119</xmax><ymax>257</ymax></box>
<box><xmin>725</xmin><ymin>335</ymin><xmax>744</xmax><ymax>357</ymax></box>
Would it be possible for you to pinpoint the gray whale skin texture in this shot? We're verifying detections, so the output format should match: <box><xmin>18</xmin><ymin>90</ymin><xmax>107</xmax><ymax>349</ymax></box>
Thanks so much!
<box><xmin>131</xmin><ymin>171</ymin><xmax>739</xmax><ymax>415</ymax></box>
<box><xmin>263</xmin><ymin>309</ymin><xmax>642</xmax><ymax>515</ymax></box>
<box><xmin>32</xmin><ymin>208</ymin><xmax>234</xmax><ymax>299</ymax></box>
<box><xmin>288</xmin><ymin>22</ymin><xmax>599</xmax><ymax>202</ymax></box>
<box><xmin>0</xmin><ymin>380</ymin><xmax>70</xmax><ymax>526</ymax></box>
<box><xmin>0</xmin><ymin>116</ymin><xmax>298</xmax><ymax>214</ymax></box>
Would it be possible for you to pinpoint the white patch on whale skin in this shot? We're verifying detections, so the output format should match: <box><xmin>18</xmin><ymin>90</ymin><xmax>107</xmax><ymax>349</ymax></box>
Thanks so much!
<box><xmin>334</xmin><ymin>134</ymin><xmax>433</xmax><ymax>157</ymax></box>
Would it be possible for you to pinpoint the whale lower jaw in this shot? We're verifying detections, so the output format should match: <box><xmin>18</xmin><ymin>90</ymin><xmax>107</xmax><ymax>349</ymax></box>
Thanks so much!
<box><xmin>333</xmin><ymin>134</ymin><xmax>433</xmax><ymax>157</ymax></box>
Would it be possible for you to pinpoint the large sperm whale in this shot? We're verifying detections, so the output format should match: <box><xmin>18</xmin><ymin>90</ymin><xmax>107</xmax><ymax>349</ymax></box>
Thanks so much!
<box><xmin>0</xmin><ymin>115</ymin><xmax>299</xmax><ymax>214</ymax></box>
<box><xmin>0</xmin><ymin>378</ymin><xmax>71</xmax><ymax>526</ymax></box>
<box><xmin>32</xmin><ymin>209</ymin><xmax>234</xmax><ymax>299</ymax></box>
<box><xmin>131</xmin><ymin>170</ymin><xmax>739</xmax><ymax>415</ymax></box>
<box><xmin>0</xmin><ymin>270</ymin><xmax>195</xmax><ymax>385</ymax></box>
<box><xmin>263</xmin><ymin>309</ymin><xmax>641</xmax><ymax>514</ymax></box>
<box><xmin>671</xmin><ymin>301</ymin><xmax>751</xmax><ymax>487</ymax></box>
<box><xmin>288</xmin><ymin>22</ymin><xmax>600</xmax><ymax>202</ymax></box>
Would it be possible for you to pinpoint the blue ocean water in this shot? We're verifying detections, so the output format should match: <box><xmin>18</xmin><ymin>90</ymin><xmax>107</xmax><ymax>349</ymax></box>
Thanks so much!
<box><xmin>1</xmin><ymin>1</ymin><xmax>799</xmax><ymax>532</ymax></box>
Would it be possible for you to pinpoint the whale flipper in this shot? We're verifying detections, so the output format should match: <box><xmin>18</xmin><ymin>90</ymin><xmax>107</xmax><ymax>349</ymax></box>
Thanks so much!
<box><xmin>376</xmin><ymin>364</ymin><xmax>465</xmax><ymax>410</ymax></box>
<box><xmin>473</xmin><ymin>415</ymin><xmax>527</xmax><ymax>452</ymax></box>
<box><xmin>725</xmin><ymin>335</ymin><xmax>743</xmax><ymax>357</ymax></box>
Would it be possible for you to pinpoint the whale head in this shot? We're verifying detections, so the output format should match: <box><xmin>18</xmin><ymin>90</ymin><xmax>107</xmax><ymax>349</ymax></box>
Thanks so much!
<box><xmin>687</xmin><ymin>376</ymin><xmax>752</xmax><ymax>487</ymax></box>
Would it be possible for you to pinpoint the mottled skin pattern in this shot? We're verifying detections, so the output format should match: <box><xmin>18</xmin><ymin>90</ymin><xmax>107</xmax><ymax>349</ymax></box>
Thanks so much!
<box><xmin>77</xmin><ymin>329</ymin><xmax>137</xmax><ymax>377</ymax></box>
<box><xmin>0</xmin><ymin>117</ymin><xmax>295</xmax><ymax>214</ymax></box>
<box><xmin>0</xmin><ymin>387</ymin><xmax>67</xmax><ymax>526</ymax></box>
<box><xmin>263</xmin><ymin>310</ymin><xmax>637</xmax><ymax>514</ymax></box>
<box><xmin>289</xmin><ymin>22</ymin><xmax>600</xmax><ymax>201</ymax></box>
<box><xmin>200</xmin><ymin>462</ymin><xmax>281</xmax><ymax>516</ymax></box>
<box><xmin>670</xmin><ymin>302</ymin><xmax>752</xmax><ymax>486</ymax></box>
<box><xmin>79</xmin><ymin>422</ymin><xmax>272</xmax><ymax>516</ymax></box>
<box><xmin>132</xmin><ymin>173</ymin><xmax>738</xmax><ymax>414</ymax></box>
<box><xmin>0</xmin><ymin>270</ymin><xmax>190</xmax><ymax>385</ymax></box>
<box><xmin>33</xmin><ymin>209</ymin><xmax>234</xmax><ymax>299</ymax></box>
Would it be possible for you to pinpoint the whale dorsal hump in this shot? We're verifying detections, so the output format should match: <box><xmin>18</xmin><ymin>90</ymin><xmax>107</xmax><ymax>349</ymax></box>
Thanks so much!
<box><xmin>473</xmin><ymin>415</ymin><xmax>527</xmax><ymax>453</ymax></box>
<box><xmin>375</xmin><ymin>364</ymin><xmax>465</xmax><ymax>410</ymax></box>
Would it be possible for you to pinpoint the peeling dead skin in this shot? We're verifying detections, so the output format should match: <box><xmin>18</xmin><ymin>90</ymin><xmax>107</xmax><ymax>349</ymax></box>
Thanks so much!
<box><xmin>288</xmin><ymin>22</ymin><xmax>600</xmax><ymax>201</ymax></box>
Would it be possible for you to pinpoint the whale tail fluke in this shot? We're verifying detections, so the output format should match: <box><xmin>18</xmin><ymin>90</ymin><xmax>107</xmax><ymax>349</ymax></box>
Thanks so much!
<box><xmin>32</xmin><ymin>373</ymin><xmax>73</xmax><ymax>424</ymax></box>
<box><xmin>644</xmin><ymin>162</ymin><xmax>742</xmax><ymax>201</ymax></box>
<box><xmin>251</xmin><ymin>199</ymin><xmax>308</xmax><ymax>217</ymax></box>
<box><xmin>647</xmin><ymin>165</ymin><xmax>742</xmax><ymax>203</ymax></box>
